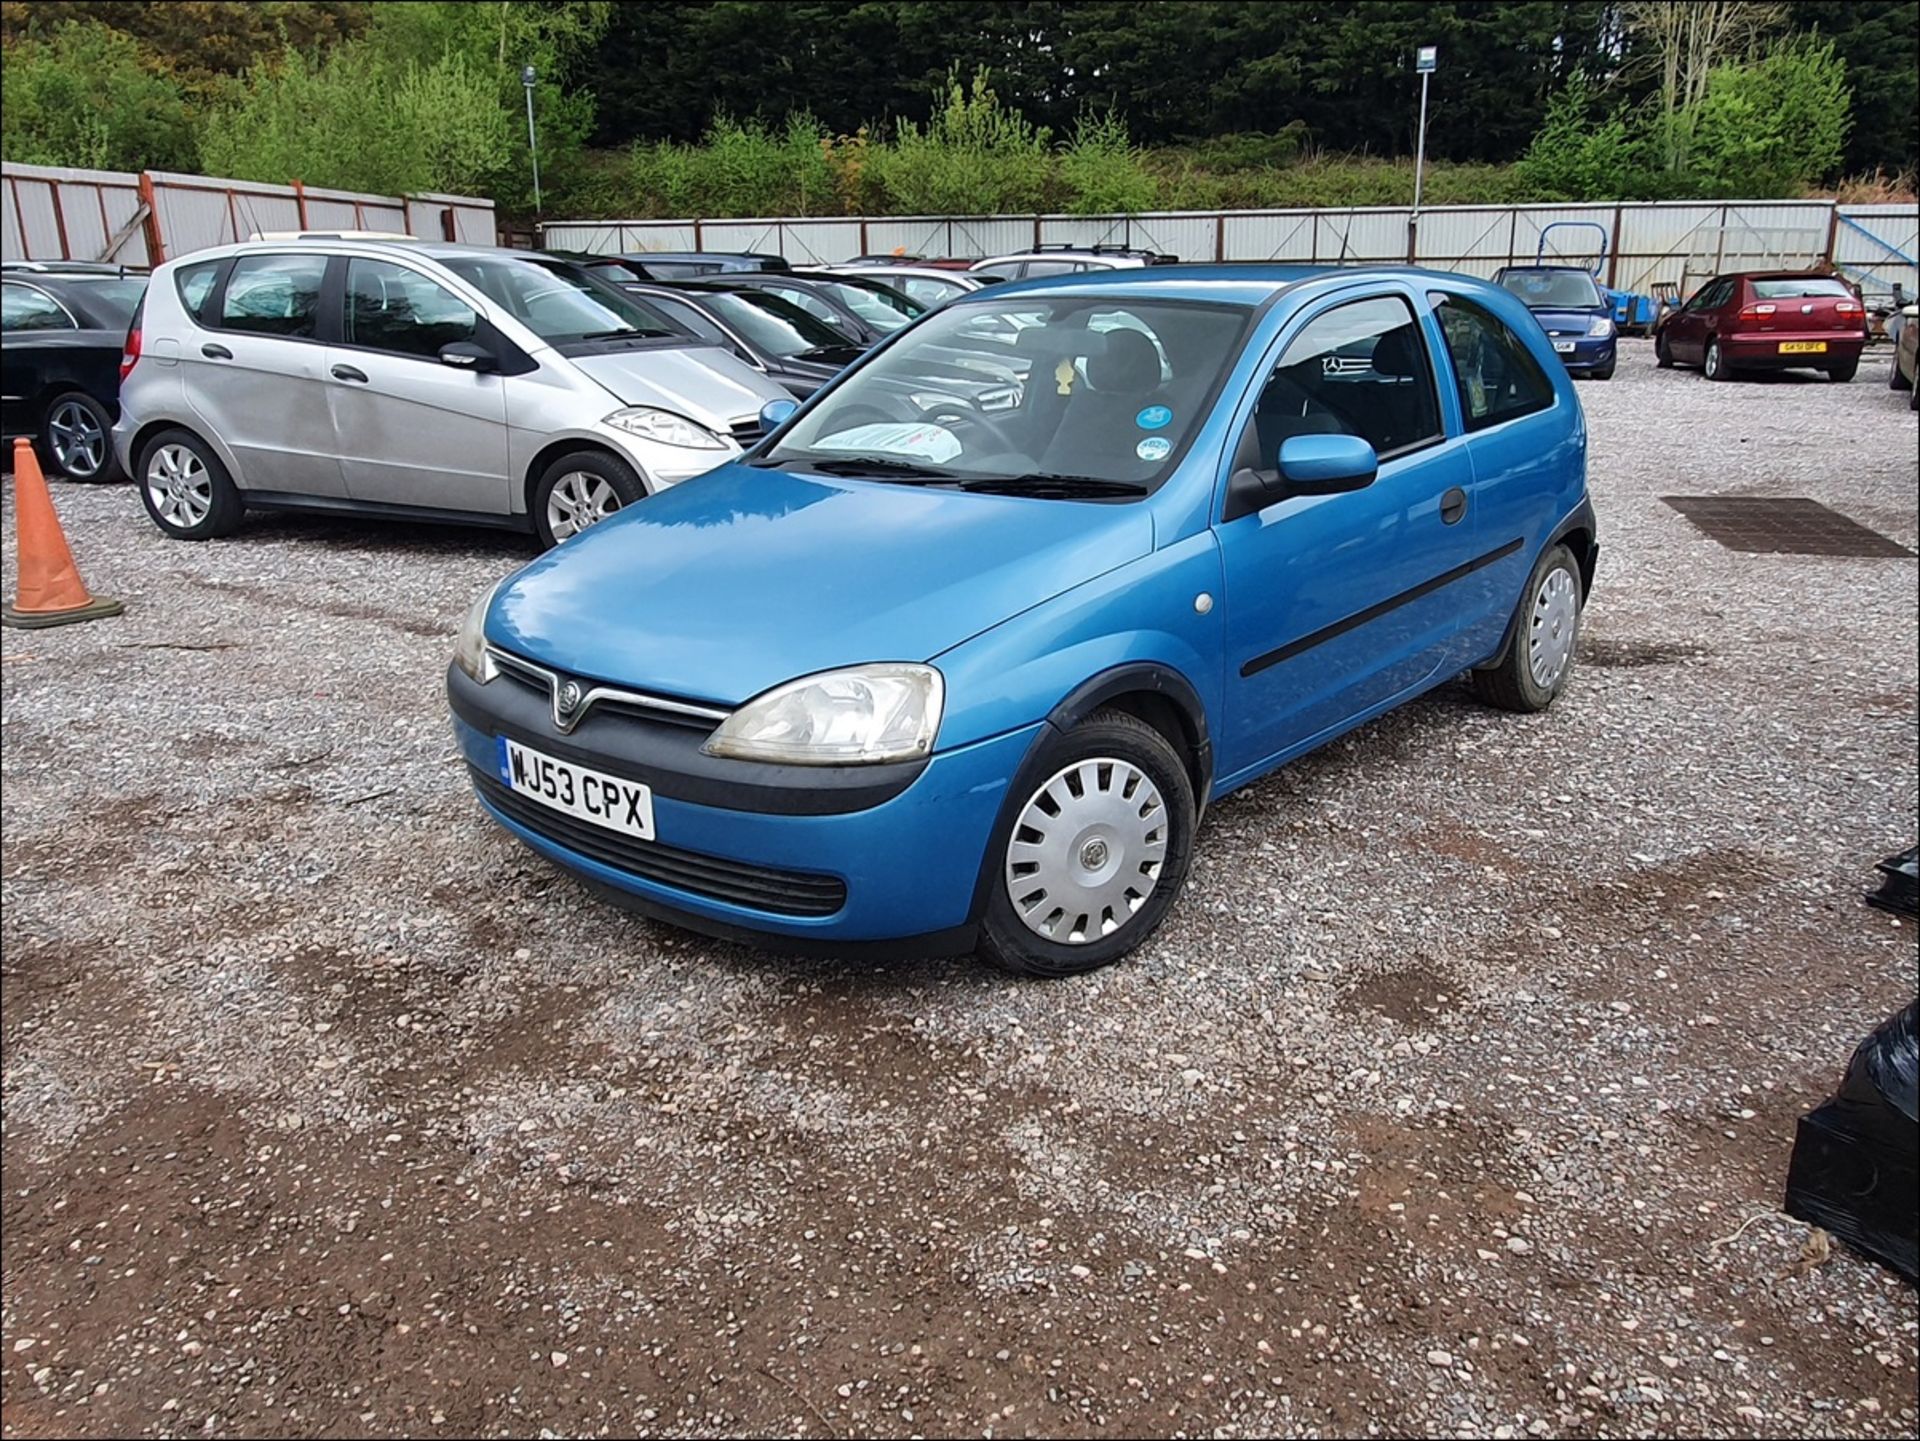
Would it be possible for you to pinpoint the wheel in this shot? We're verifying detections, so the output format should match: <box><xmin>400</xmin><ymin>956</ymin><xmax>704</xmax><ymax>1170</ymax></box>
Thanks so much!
<box><xmin>1470</xmin><ymin>543</ymin><xmax>1584</xmax><ymax>714</ymax></box>
<box><xmin>976</xmin><ymin>710</ymin><xmax>1196</xmax><ymax>979</ymax></box>
<box><xmin>1890</xmin><ymin>360</ymin><xmax>1912</xmax><ymax>390</ymax></box>
<box><xmin>1702</xmin><ymin>338</ymin><xmax>1733</xmax><ymax>381</ymax></box>
<box><xmin>532</xmin><ymin>450</ymin><xmax>646</xmax><ymax>549</ymax></box>
<box><xmin>39</xmin><ymin>391</ymin><xmax>117</xmax><ymax>481</ymax></box>
<box><xmin>1825</xmin><ymin>357</ymin><xmax>1858</xmax><ymax>383</ymax></box>
<box><xmin>1655</xmin><ymin>331</ymin><xmax>1674</xmax><ymax>369</ymax></box>
<box><xmin>137</xmin><ymin>428</ymin><xmax>243</xmax><ymax>540</ymax></box>
<box><xmin>1588</xmin><ymin>359</ymin><xmax>1616</xmax><ymax>380</ymax></box>
<box><xmin>1910</xmin><ymin>384</ymin><xmax>1917</xmax><ymax>412</ymax></box>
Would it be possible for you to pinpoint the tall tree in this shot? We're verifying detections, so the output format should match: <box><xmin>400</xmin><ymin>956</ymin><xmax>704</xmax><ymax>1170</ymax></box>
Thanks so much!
<box><xmin>1788</xmin><ymin>0</ymin><xmax>1919</xmax><ymax>174</ymax></box>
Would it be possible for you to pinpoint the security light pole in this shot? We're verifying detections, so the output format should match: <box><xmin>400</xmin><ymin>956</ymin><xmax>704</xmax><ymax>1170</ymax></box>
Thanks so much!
<box><xmin>522</xmin><ymin>64</ymin><xmax>543</xmax><ymax>214</ymax></box>
<box><xmin>1410</xmin><ymin>45</ymin><xmax>1437</xmax><ymax>262</ymax></box>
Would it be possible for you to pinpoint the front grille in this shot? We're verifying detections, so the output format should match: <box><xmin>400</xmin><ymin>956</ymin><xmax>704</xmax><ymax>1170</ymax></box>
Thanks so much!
<box><xmin>488</xmin><ymin>648</ymin><xmax>728</xmax><ymax>732</ymax></box>
<box><xmin>473</xmin><ymin>769</ymin><xmax>847</xmax><ymax>918</ymax></box>
<box><xmin>728</xmin><ymin>418</ymin><xmax>766</xmax><ymax>448</ymax></box>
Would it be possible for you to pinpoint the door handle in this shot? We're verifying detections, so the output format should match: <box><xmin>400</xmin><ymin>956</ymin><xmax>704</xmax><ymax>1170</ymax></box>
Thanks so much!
<box><xmin>1440</xmin><ymin>487</ymin><xmax>1468</xmax><ymax>525</ymax></box>
<box><xmin>330</xmin><ymin>364</ymin><xmax>369</xmax><ymax>384</ymax></box>
<box><xmin>201</xmin><ymin>343</ymin><xmax>232</xmax><ymax>359</ymax></box>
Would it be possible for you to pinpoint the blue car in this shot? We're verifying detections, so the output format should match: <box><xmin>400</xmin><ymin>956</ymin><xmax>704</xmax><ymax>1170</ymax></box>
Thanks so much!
<box><xmin>1493</xmin><ymin>266</ymin><xmax>1618</xmax><ymax>379</ymax></box>
<box><xmin>448</xmin><ymin>266</ymin><xmax>1596</xmax><ymax>976</ymax></box>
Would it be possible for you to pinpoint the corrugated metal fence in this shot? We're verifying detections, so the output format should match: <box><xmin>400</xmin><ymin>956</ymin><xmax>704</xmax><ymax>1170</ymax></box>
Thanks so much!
<box><xmin>546</xmin><ymin>199</ymin><xmax>1918</xmax><ymax>302</ymax></box>
<box><xmin>2</xmin><ymin>162</ymin><xmax>495</xmax><ymax>267</ymax></box>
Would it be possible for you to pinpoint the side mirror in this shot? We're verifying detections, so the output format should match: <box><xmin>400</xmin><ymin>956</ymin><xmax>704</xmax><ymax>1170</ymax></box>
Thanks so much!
<box><xmin>759</xmin><ymin>396</ymin><xmax>800</xmax><ymax>432</ymax></box>
<box><xmin>440</xmin><ymin>341</ymin><xmax>498</xmax><ymax>372</ymax></box>
<box><xmin>1276</xmin><ymin>433</ymin><xmax>1378</xmax><ymax>495</ymax></box>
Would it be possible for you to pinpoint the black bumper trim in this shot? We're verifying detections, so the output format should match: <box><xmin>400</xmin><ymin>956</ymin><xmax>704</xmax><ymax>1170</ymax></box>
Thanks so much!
<box><xmin>448</xmin><ymin>663</ymin><xmax>928</xmax><ymax>816</ymax></box>
<box><xmin>474</xmin><ymin>768</ymin><xmax>848</xmax><ymax>917</ymax></box>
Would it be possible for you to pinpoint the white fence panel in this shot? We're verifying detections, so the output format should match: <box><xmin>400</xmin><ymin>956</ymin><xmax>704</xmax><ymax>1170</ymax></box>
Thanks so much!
<box><xmin>1037</xmin><ymin>215</ymin><xmax>1128</xmax><ymax>250</ymax></box>
<box><xmin>697</xmin><ymin>219</ymin><xmax>784</xmax><ymax>253</ymax></box>
<box><xmin>777</xmin><ymin>220</ymin><xmax>864</xmax><ymax>264</ymax></box>
<box><xmin>7</xmin><ymin>175</ymin><xmax>64</xmax><ymax>257</ymax></box>
<box><xmin>1221</xmin><ymin>211</ymin><xmax>1315</xmax><ymax>262</ymax></box>
<box><xmin>1835</xmin><ymin>203</ymin><xmax>1919</xmax><ymax>303</ymax></box>
<box><xmin>1124</xmin><ymin>213</ymin><xmax>1216</xmax><ymax>260</ymax></box>
<box><xmin>943</xmin><ymin>217</ymin><xmax>1035</xmax><ymax>258</ymax></box>
<box><xmin>862</xmin><ymin>217</ymin><xmax>954</xmax><ymax>257</ymax></box>
<box><xmin>619</xmin><ymin>221</ymin><xmax>702</xmax><ymax>251</ymax></box>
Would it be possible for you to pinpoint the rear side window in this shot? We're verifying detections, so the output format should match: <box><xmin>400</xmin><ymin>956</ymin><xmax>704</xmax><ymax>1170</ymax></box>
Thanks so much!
<box><xmin>1</xmin><ymin>284</ymin><xmax>74</xmax><ymax>332</ymax></box>
<box><xmin>174</xmin><ymin>259</ymin><xmax>223</xmax><ymax>322</ymax></box>
<box><xmin>1431</xmin><ymin>293</ymin><xmax>1555</xmax><ymax>433</ymax></box>
<box><xmin>344</xmin><ymin>258</ymin><xmax>477</xmax><ymax>358</ymax></box>
<box><xmin>1021</xmin><ymin>260</ymin><xmax>1083</xmax><ymax>277</ymax></box>
<box><xmin>220</xmin><ymin>253</ymin><xmax>327</xmax><ymax>337</ymax></box>
<box><xmin>1251</xmin><ymin>295</ymin><xmax>1441</xmax><ymax>461</ymax></box>
<box><xmin>1751</xmin><ymin>277</ymin><xmax>1853</xmax><ymax>300</ymax></box>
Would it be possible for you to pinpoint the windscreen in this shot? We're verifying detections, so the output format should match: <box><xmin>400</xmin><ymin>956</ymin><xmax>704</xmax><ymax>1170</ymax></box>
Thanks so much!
<box><xmin>703</xmin><ymin>290</ymin><xmax>861</xmax><ymax>359</ymax></box>
<box><xmin>1498</xmin><ymin>269</ymin><xmax>1604</xmax><ymax>309</ymax></box>
<box><xmin>441</xmin><ymin>256</ymin><xmax>690</xmax><ymax>343</ymax></box>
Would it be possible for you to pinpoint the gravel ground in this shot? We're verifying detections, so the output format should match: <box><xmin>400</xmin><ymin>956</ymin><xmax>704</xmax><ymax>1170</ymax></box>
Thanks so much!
<box><xmin>3</xmin><ymin>339</ymin><xmax>1916</xmax><ymax>1439</ymax></box>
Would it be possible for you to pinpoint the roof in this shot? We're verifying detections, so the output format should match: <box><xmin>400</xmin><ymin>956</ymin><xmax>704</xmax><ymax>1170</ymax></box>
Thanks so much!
<box><xmin>960</xmin><ymin>262</ymin><xmax>1444</xmax><ymax>306</ymax></box>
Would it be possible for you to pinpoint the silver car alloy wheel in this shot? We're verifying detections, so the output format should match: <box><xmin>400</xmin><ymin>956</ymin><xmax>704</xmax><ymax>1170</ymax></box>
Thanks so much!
<box><xmin>48</xmin><ymin>399</ymin><xmax>106</xmax><ymax>478</ymax></box>
<box><xmin>1528</xmin><ymin>565</ymin><xmax>1580</xmax><ymax>691</ymax></box>
<box><xmin>1005</xmin><ymin>757</ymin><xmax>1168</xmax><ymax>944</ymax></box>
<box><xmin>547</xmin><ymin>471</ymin><xmax>622</xmax><ymax>541</ymax></box>
<box><xmin>146</xmin><ymin>443</ymin><xmax>212</xmax><ymax>529</ymax></box>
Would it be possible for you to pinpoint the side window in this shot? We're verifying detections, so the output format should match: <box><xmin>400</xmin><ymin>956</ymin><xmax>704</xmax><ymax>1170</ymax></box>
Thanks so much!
<box><xmin>903</xmin><ymin>277</ymin><xmax>955</xmax><ymax>307</ymax></box>
<box><xmin>1</xmin><ymin>284</ymin><xmax>74</xmax><ymax>332</ymax></box>
<box><xmin>1021</xmin><ymin>260</ymin><xmax>1080</xmax><ymax>278</ymax></box>
<box><xmin>770</xmin><ymin>286</ymin><xmax>855</xmax><ymax>336</ymax></box>
<box><xmin>174</xmin><ymin>260</ymin><xmax>223</xmax><ymax>323</ymax></box>
<box><xmin>344</xmin><ymin>258</ymin><xmax>477</xmax><ymax>358</ymax></box>
<box><xmin>971</xmin><ymin>262</ymin><xmax>1021</xmax><ymax>281</ymax></box>
<box><xmin>1246</xmin><ymin>295</ymin><xmax>1441</xmax><ymax>463</ymax></box>
<box><xmin>1430</xmin><ymin>293</ymin><xmax>1555</xmax><ymax>433</ymax></box>
<box><xmin>220</xmin><ymin>253</ymin><xmax>327</xmax><ymax>338</ymax></box>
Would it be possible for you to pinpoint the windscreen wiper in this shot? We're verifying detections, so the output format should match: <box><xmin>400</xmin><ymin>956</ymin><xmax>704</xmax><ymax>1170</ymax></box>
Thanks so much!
<box><xmin>798</xmin><ymin>456</ymin><xmax>959</xmax><ymax>480</ymax></box>
<box><xmin>577</xmin><ymin>327</ymin><xmax>671</xmax><ymax>341</ymax></box>
<box><xmin>958</xmin><ymin>473</ymin><xmax>1149</xmax><ymax>498</ymax></box>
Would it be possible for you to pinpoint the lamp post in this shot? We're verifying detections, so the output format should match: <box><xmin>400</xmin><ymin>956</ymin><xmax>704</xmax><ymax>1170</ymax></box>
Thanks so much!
<box><xmin>1410</xmin><ymin>44</ymin><xmax>1437</xmax><ymax>263</ymax></box>
<box><xmin>522</xmin><ymin>64</ymin><xmax>542</xmax><ymax>214</ymax></box>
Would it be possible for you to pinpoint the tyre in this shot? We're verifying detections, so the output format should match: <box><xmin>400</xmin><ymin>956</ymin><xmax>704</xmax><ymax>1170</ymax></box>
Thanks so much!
<box><xmin>1825</xmin><ymin>357</ymin><xmax>1859</xmax><ymax>383</ymax></box>
<box><xmin>1589</xmin><ymin>358</ymin><xmax>1616</xmax><ymax>380</ymax></box>
<box><xmin>1655</xmin><ymin>331</ymin><xmax>1674</xmax><ymax>369</ymax></box>
<box><xmin>1470</xmin><ymin>543</ymin><xmax>1584</xmax><ymax>715</ymax></box>
<box><xmin>39</xmin><ymin>391</ymin><xmax>117</xmax><ymax>481</ymax></box>
<box><xmin>137</xmin><ymin>428</ymin><xmax>243</xmax><ymax>540</ymax></box>
<box><xmin>1890</xmin><ymin>360</ymin><xmax>1911</xmax><ymax>391</ymax></box>
<box><xmin>976</xmin><ymin>709</ymin><xmax>1196</xmax><ymax>979</ymax></box>
<box><xmin>1702</xmin><ymin>338</ymin><xmax>1733</xmax><ymax>381</ymax></box>
<box><xmin>1910</xmin><ymin>384</ymin><xmax>1917</xmax><ymax>412</ymax></box>
<box><xmin>532</xmin><ymin>449</ymin><xmax>646</xmax><ymax>549</ymax></box>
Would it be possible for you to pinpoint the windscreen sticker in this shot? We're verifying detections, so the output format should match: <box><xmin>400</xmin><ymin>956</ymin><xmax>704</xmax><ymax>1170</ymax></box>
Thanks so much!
<box><xmin>814</xmin><ymin>422</ymin><xmax>963</xmax><ymax>463</ymax></box>
<box><xmin>1135</xmin><ymin>436</ymin><xmax>1172</xmax><ymax>462</ymax></box>
<box><xmin>1135</xmin><ymin>404</ymin><xmax>1172</xmax><ymax>430</ymax></box>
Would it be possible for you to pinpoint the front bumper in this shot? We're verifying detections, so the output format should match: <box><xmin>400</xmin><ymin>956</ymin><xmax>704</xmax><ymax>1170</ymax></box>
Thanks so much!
<box><xmin>1548</xmin><ymin>335</ymin><xmax>1615</xmax><ymax>372</ymax></box>
<box><xmin>448</xmin><ymin>662</ymin><xmax>1044</xmax><ymax>949</ymax></box>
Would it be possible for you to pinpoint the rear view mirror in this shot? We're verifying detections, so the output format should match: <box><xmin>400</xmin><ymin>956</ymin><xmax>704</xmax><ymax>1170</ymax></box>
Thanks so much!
<box><xmin>1277</xmin><ymin>433</ymin><xmax>1378</xmax><ymax>495</ymax></box>
<box><xmin>439</xmin><ymin>341</ymin><xmax>497</xmax><ymax>372</ymax></box>
<box><xmin>759</xmin><ymin>397</ymin><xmax>800</xmax><ymax>432</ymax></box>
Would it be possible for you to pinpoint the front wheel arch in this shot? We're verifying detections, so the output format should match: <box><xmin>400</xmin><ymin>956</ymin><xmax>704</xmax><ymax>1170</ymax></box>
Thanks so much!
<box><xmin>521</xmin><ymin>439</ymin><xmax>649</xmax><ymax>518</ymax></box>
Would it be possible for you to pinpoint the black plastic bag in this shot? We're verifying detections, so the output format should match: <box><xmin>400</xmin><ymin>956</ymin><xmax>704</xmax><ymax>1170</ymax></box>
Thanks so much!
<box><xmin>1784</xmin><ymin>999</ymin><xmax>1918</xmax><ymax>1283</ymax></box>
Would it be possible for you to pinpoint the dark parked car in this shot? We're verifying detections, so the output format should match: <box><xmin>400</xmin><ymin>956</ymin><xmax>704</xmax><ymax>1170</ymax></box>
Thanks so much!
<box><xmin>721</xmin><ymin>272</ymin><xmax>926</xmax><ymax>345</ymax></box>
<box><xmin>1493</xmin><ymin>265</ymin><xmax>1616</xmax><ymax>379</ymax></box>
<box><xmin>2</xmin><ymin>269</ymin><xmax>148</xmax><ymax>480</ymax></box>
<box><xmin>541</xmin><ymin>250</ymin><xmax>656</xmax><ymax>282</ymax></box>
<box><xmin>620</xmin><ymin>280</ymin><xmax>864</xmax><ymax>399</ymax></box>
<box><xmin>619</xmin><ymin>251</ymin><xmax>790</xmax><ymax>279</ymax></box>
<box><xmin>1655</xmin><ymin>270</ymin><xmax>1867</xmax><ymax>381</ymax></box>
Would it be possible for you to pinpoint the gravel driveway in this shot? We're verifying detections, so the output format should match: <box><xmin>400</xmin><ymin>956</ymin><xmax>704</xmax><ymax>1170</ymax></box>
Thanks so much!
<box><xmin>4</xmin><ymin>340</ymin><xmax>1916</xmax><ymax>1438</ymax></box>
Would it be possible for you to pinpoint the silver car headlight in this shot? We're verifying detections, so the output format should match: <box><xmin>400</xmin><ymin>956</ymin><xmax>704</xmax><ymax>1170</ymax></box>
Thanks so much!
<box><xmin>452</xmin><ymin>580</ymin><xmax>502</xmax><ymax>683</ymax></box>
<box><xmin>1587</xmin><ymin>316</ymin><xmax>1616</xmax><ymax>338</ymax></box>
<box><xmin>604</xmin><ymin>407</ymin><xmax>727</xmax><ymax>449</ymax></box>
<box><xmin>702</xmin><ymin>663</ymin><xmax>943</xmax><ymax>765</ymax></box>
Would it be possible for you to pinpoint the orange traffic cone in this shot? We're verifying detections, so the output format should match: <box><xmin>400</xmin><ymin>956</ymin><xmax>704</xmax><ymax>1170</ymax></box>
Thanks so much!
<box><xmin>3</xmin><ymin>436</ymin><xmax>124</xmax><ymax>629</ymax></box>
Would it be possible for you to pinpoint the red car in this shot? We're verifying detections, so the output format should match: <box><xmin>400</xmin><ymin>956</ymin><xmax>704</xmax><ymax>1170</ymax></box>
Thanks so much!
<box><xmin>1654</xmin><ymin>271</ymin><xmax>1866</xmax><ymax>382</ymax></box>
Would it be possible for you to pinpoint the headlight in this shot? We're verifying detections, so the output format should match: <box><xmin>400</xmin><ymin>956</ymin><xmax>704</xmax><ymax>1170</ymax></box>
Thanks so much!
<box><xmin>452</xmin><ymin>580</ymin><xmax>502</xmax><ymax>683</ymax></box>
<box><xmin>604</xmin><ymin>407</ymin><xmax>726</xmax><ymax>449</ymax></box>
<box><xmin>702</xmin><ymin>663</ymin><xmax>943</xmax><ymax>765</ymax></box>
<box><xmin>1587</xmin><ymin>316</ymin><xmax>1616</xmax><ymax>338</ymax></box>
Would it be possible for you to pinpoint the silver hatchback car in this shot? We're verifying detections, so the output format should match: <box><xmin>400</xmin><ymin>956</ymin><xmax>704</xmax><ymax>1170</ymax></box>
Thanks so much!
<box><xmin>115</xmin><ymin>240</ymin><xmax>790</xmax><ymax>548</ymax></box>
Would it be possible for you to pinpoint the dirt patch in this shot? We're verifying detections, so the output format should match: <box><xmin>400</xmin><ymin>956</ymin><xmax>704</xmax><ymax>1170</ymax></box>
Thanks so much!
<box><xmin>188</xmin><ymin>576</ymin><xmax>447</xmax><ymax>639</ymax></box>
<box><xmin>1581</xmin><ymin>637</ymin><xmax>1712</xmax><ymax>669</ymax></box>
<box><xmin>1340</xmin><ymin>960</ymin><xmax>1471</xmax><ymax>1026</ymax></box>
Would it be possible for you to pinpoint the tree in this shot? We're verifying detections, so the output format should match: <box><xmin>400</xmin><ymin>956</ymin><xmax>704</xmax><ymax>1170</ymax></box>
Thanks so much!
<box><xmin>0</xmin><ymin>19</ymin><xmax>197</xmax><ymax>171</ymax></box>
<box><xmin>1788</xmin><ymin>0</ymin><xmax>1919</xmax><ymax>174</ymax></box>
<box><xmin>1622</xmin><ymin>0</ymin><xmax>1789</xmax><ymax>171</ymax></box>
<box><xmin>1687</xmin><ymin>37</ymin><xmax>1852</xmax><ymax>194</ymax></box>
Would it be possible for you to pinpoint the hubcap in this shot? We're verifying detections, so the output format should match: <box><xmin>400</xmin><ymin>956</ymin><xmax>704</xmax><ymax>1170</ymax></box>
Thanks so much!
<box><xmin>1706</xmin><ymin>343</ymin><xmax>1720</xmax><ymax>377</ymax></box>
<box><xmin>146</xmin><ymin>444</ymin><xmax>212</xmax><ymax>528</ymax></box>
<box><xmin>49</xmin><ymin>401</ymin><xmax>104</xmax><ymax>477</ymax></box>
<box><xmin>547</xmin><ymin>471</ymin><xmax>621</xmax><ymax>540</ymax></box>
<box><xmin>1005</xmin><ymin>757</ymin><xmax>1167</xmax><ymax>945</ymax></box>
<box><xmin>1527</xmin><ymin>566</ymin><xmax>1580</xmax><ymax>690</ymax></box>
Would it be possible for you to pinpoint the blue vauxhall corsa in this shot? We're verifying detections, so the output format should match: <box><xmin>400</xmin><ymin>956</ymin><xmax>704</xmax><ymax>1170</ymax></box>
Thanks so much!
<box><xmin>448</xmin><ymin>266</ymin><xmax>1597</xmax><ymax>977</ymax></box>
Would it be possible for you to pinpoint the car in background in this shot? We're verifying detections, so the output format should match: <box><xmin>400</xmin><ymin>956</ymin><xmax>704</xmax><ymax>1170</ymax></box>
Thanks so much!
<box><xmin>619</xmin><ymin>280</ymin><xmax>864</xmax><ymax>399</ymax></box>
<box><xmin>1892</xmin><ymin>303</ymin><xmax>1918</xmax><ymax>410</ymax></box>
<box><xmin>843</xmin><ymin>254</ymin><xmax>984</xmax><ymax>272</ymax></box>
<box><xmin>1654</xmin><ymin>270</ymin><xmax>1866</xmax><ymax>381</ymax></box>
<box><xmin>1493</xmin><ymin>265</ymin><xmax>1616</xmax><ymax>379</ymax></box>
<box><xmin>970</xmin><ymin>245</ymin><xmax>1178</xmax><ymax>281</ymax></box>
<box><xmin>446</xmin><ymin>265</ymin><xmax>1596</xmax><ymax>977</ymax></box>
<box><xmin>619</xmin><ymin>251</ymin><xmax>790</xmax><ymax>279</ymax></box>
<box><xmin>542</xmin><ymin>250</ymin><xmax>656</xmax><ymax>282</ymax></box>
<box><xmin>721</xmin><ymin>272</ymin><xmax>927</xmax><ymax>345</ymax></box>
<box><xmin>2</xmin><ymin>268</ymin><xmax>149</xmax><ymax>480</ymax></box>
<box><xmin>115</xmin><ymin>241</ymin><xmax>788</xmax><ymax>549</ymax></box>
<box><xmin>802</xmin><ymin>264</ymin><xmax>1000</xmax><ymax>309</ymax></box>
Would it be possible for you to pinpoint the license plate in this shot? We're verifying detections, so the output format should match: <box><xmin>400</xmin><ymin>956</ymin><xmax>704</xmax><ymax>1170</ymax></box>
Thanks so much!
<box><xmin>1778</xmin><ymin>341</ymin><xmax>1827</xmax><ymax>354</ymax></box>
<box><xmin>1553</xmin><ymin>340</ymin><xmax>1577</xmax><ymax>353</ymax></box>
<box><xmin>498</xmin><ymin>737</ymin><xmax>654</xmax><ymax>840</ymax></box>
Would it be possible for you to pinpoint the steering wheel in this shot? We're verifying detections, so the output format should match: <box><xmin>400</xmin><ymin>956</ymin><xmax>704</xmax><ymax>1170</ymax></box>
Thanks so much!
<box><xmin>916</xmin><ymin>400</ymin><xmax>1022</xmax><ymax>454</ymax></box>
